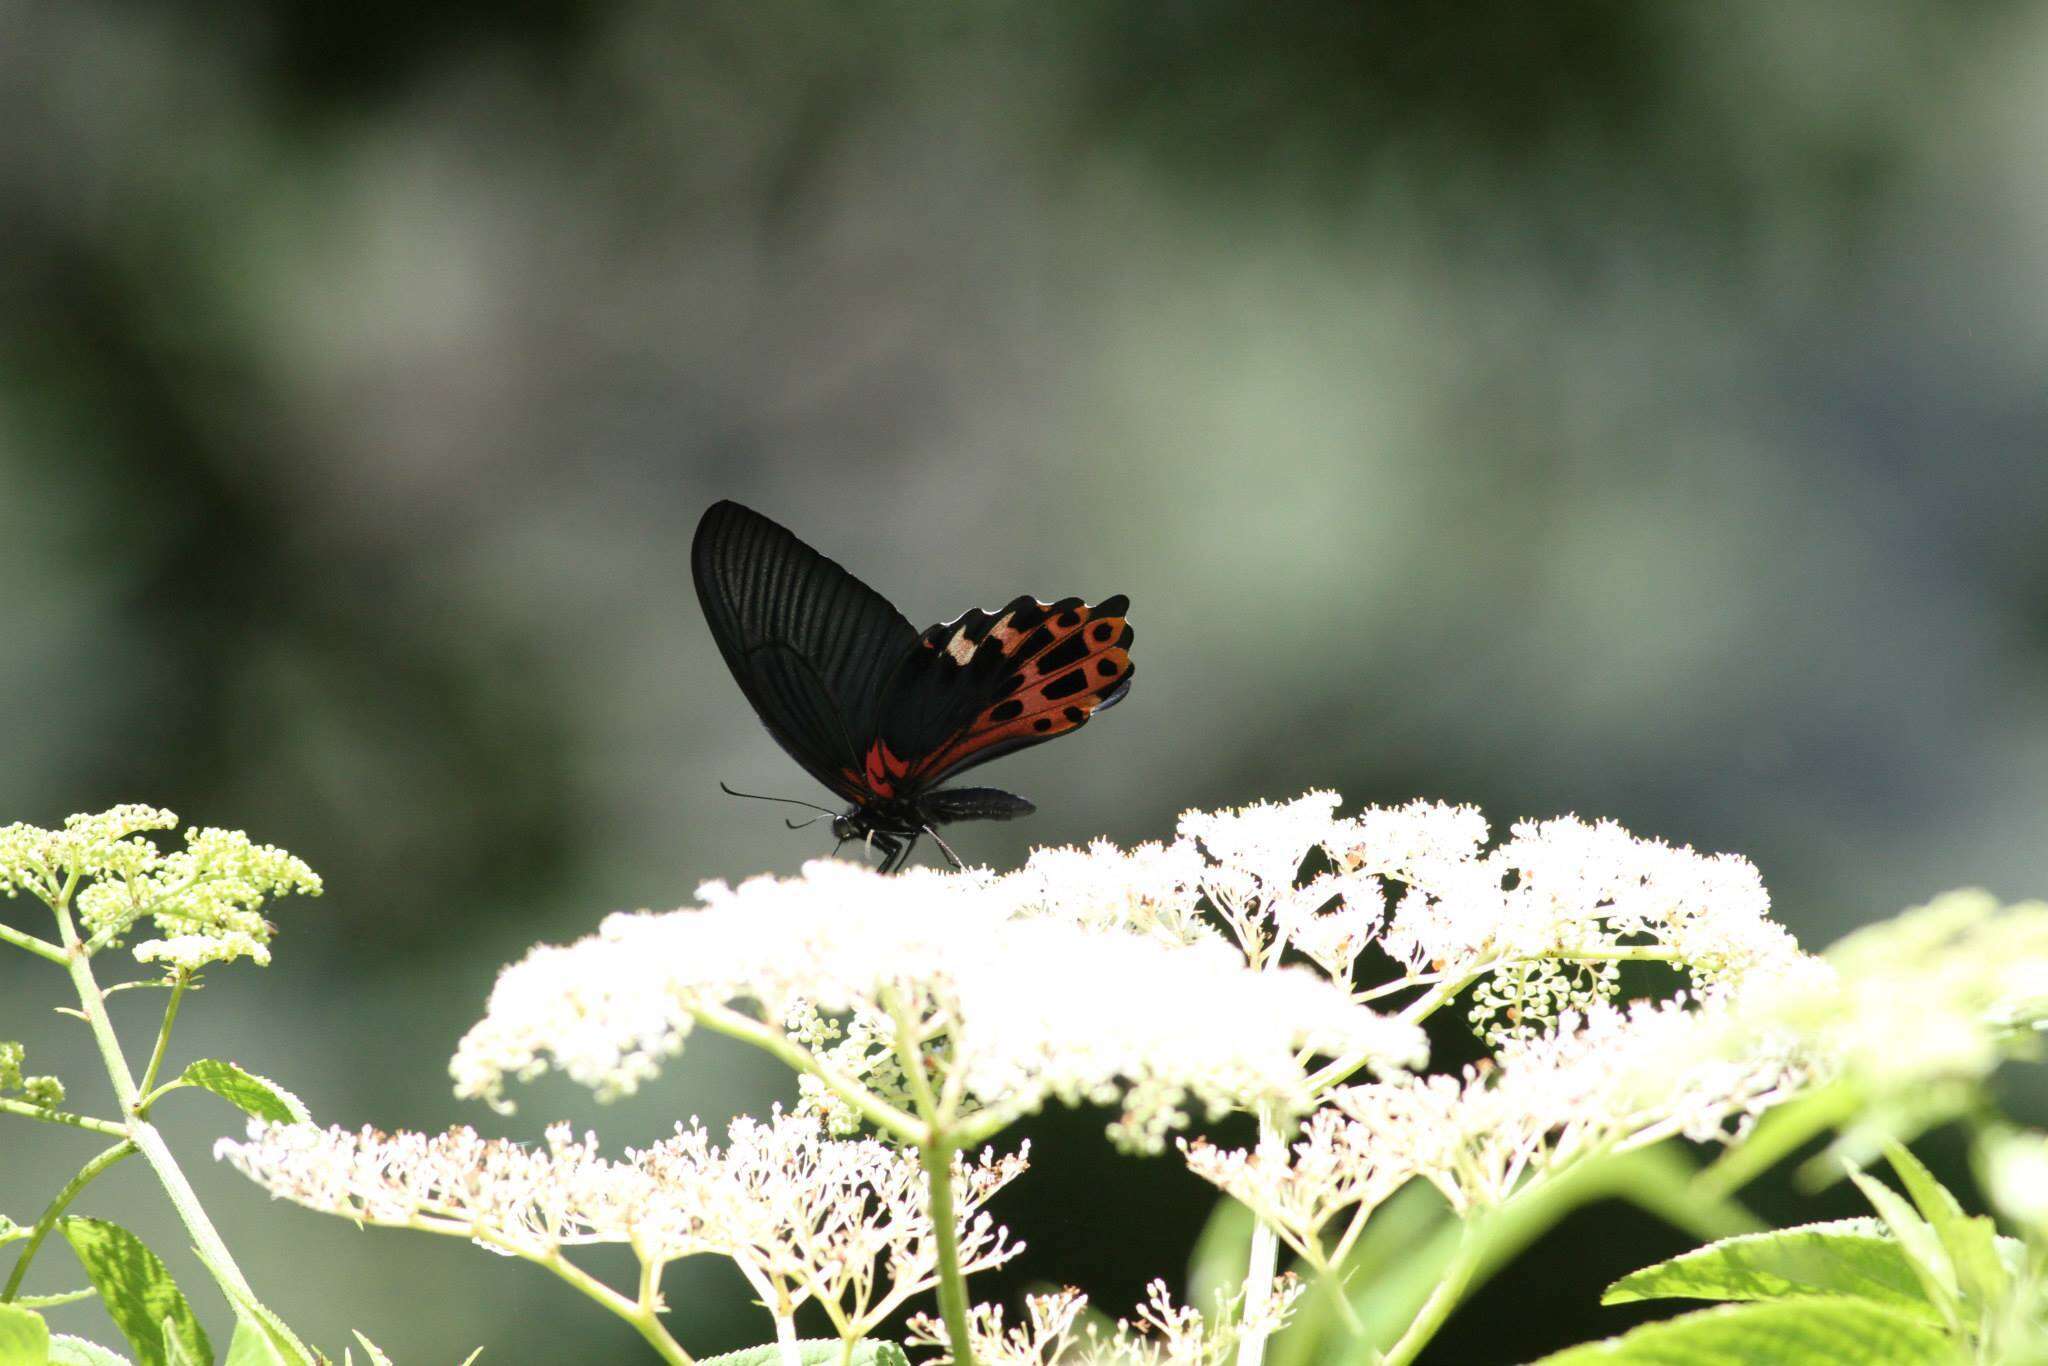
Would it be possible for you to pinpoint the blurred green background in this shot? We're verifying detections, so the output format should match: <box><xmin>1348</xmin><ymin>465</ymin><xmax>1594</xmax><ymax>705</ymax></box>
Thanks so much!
<box><xmin>4</xmin><ymin>1</ymin><xmax>2047</xmax><ymax>1360</ymax></box>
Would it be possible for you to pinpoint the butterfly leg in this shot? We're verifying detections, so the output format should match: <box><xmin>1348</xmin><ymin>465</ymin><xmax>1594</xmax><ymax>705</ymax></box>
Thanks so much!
<box><xmin>923</xmin><ymin>826</ymin><xmax>964</xmax><ymax>870</ymax></box>
<box><xmin>871</xmin><ymin>832</ymin><xmax>901</xmax><ymax>873</ymax></box>
<box><xmin>881</xmin><ymin>834</ymin><xmax>920</xmax><ymax>875</ymax></box>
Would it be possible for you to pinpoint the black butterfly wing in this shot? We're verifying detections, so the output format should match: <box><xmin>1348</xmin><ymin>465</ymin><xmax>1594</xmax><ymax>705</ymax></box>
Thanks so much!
<box><xmin>692</xmin><ymin>500</ymin><xmax>919</xmax><ymax>802</ymax></box>
<box><xmin>876</xmin><ymin>593</ymin><xmax>1134</xmax><ymax>790</ymax></box>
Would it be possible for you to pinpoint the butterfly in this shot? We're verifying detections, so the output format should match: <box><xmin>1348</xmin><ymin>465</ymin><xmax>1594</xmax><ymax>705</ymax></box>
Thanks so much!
<box><xmin>692</xmin><ymin>499</ymin><xmax>1135</xmax><ymax>873</ymax></box>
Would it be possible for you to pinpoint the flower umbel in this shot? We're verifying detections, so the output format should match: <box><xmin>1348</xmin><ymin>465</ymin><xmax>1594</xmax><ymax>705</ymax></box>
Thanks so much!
<box><xmin>0</xmin><ymin>805</ymin><xmax>321</xmax><ymax>968</ymax></box>
<box><xmin>218</xmin><ymin>1110</ymin><xmax>1026</xmax><ymax>1342</ymax></box>
<box><xmin>450</xmin><ymin>858</ymin><xmax>1424</xmax><ymax>1150</ymax></box>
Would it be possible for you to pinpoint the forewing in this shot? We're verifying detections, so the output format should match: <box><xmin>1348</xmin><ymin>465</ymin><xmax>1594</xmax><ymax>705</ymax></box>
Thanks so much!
<box><xmin>692</xmin><ymin>500</ymin><xmax>918</xmax><ymax>799</ymax></box>
<box><xmin>874</xmin><ymin>593</ymin><xmax>1134</xmax><ymax>788</ymax></box>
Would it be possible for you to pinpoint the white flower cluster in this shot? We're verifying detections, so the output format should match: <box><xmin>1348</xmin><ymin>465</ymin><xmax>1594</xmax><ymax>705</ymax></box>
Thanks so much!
<box><xmin>1190</xmin><ymin>995</ymin><xmax>1810</xmax><ymax>1228</ymax></box>
<box><xmin>0</xmin><ymin>805</ymin><xmax>320</xmax><ymax>969</ymax></box>
<box><xmin>1708</xmin><ymin>890</ymin><xmax>2048</xmax><ymax>1123</ymax></box>
<box><xmin>907</xmin><ymin>1277</ymin><xmax>1303</xmax><ymax>1366</ymax></box>
<box><xmin>1364</xmin><ymin>810</ymin><xmax>1793</xmax><ymax>1041</ymax></box>
<box><xmin>217</xmin><ymin>1110</ymin><xmax>1023</xmax><ymax>1337</ymax></box>
<box><xmin>993</xmin><ymin>792</ymin><xmax>1797</xmax><ymax>1043</ymax></box>
<box><xmin>450</xmin><ymin>858</ymin><xmax>1424</xmax><ymax>1150</ymax></box>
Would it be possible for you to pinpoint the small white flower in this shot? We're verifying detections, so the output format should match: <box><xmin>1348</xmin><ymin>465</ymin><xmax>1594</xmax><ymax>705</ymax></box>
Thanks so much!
<box><xmin>909</xmin><ymin>1277</ymin><xmax>1303</xmax><ymax>1366</ymax></box>
<box><xmin>1181</xmin><ymin>1109</ymin><xmax>1407</xmax><ymax>1267</ymax></box>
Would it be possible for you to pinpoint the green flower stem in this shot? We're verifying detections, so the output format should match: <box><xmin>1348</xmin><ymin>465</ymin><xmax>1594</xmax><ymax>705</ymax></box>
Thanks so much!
<box><xmin>1237</xmin><ymin>1110</ymin><xmax>1284</xmax><ymax>1366</ymax></box>
<box><xmin>1378</xmin><ymin>1231</ymin><xmax>1478</xmax><ymax>1366</ymax></box>
<box><xmin>136</xmin><ymin>971</ymin><xmax>190</xmax><ymax>1107</ymax></box>
<box><xmin>0</xmin><ymin>921</ymin><xmax>67</xmax><ymax>965</ymax></box>
<box><xmin>50</xmin><ymin>899</ymin><xmax>268</xmax><ymax>1317</ymax></box>
<box><xmin>920</xmin><ymin>1141</ymin><xmax>976</xmax><ymax>1366</ymax></box>
<box><xmin>884</xmin><ymin>990</ymin><xmax>943</xmax><ymax>1133</ymax></box>
<box><xmin>690</xmin><ymin>1002</ymin><xmax>925</xmax><ymax>1143</ymax></box>
<box><xmin>15</xmin><ymin>1287</ymin><xmax>96</xmax><ymax>1309</ymax></box>
<box><xmin>0</xmin><ymin>1098</ymin><xmax>127</xmax><ymax>1137</ymax></box>
<box><xmin>1373</xmin><ymin>1145</ymin><xmax>1759</xmax><ymax>1366</ymax></box>
<box><xmin>468</xmin><ymin>1228</ymin><xmax>695</xmax><ymax>1366</ymax></box>
<box><xmin>1692</xmin><ymin>1084</ymin><xmax>1863</xmax><ymax>1203</ymax></box>
<box><xmin>772</xmin><ymin>1310</ymin><xmax>802</xmax><ymax>1366</ymax></box>
<box><xmin>946</xmin><ymin>1104</ymin><xmax>1023</xmax><ymax>1152</ymax></box>
<box><xmin>2</xmin><ymin>1139</ymin><xmax>135</xmax><ymax>1302</ymax></box>
<box><xmin>886</xmin><ymin>989</ymin><xmax>977</xmax><ymax>1366</ymax></box>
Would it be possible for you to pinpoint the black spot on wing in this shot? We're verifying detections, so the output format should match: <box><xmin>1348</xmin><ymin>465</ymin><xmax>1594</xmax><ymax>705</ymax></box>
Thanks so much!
<box><xmin>1006</xmin><ymin>601</ymin><xmax>1049</xmax><ymax>634</ymax></box>
<box><xmin>988</xmin><ymin>698</ymin><xmax>1025</xmax><ymax>722</ymax></box>
<box><xmin>1063</xmin><ymin>705</ymin><xmax>1087</xmax><ymax>723</ymax></box>
<box><xmin>1042</xmin><ymin>669</ymin><xmax>1090</xmax><ymax>700</ymax></box>
<box><xmin>1038</xmin><ymin>633</ymin><xmax>1090</xmax><ymax>674</ymax></box>
<box><xmin>1015</xmin><ymin>626</ymin><xmax>1055</xmax><ymax>659</ymax></box>
<box><xmin>1033</xmin><ymin>718</ymin><xmax>1053</xmax><ymax>732</ymax></box>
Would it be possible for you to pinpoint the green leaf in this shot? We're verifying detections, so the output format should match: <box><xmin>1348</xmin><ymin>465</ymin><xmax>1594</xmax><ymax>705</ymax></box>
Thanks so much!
<box><xmin>456</xmin><ymin>1351</ymin><xmax>483</xmax><ymax>1365</ymax></box>
<box><xmin>161</xmin><ymin>1322</ymin><xmax>203</xmax><ymax>1366</ymax></box>
<box><xmin>58</xmin><ymin>1218</ymin><xmax>211</xmax><ymax>1366</ymax></box>
<box><xmin>1846</xmin><ymin>1165</ymin><xmax>1959</xmax><ymax>1325</ymax></box>
<box><xmin>221</xmin><ymin>1322</ymin><xmax>289</xmax><ymax>1366</ymax></box>
<box><xmin>1532</xmin><ymin>1299</ymin><xmax>1962</xmax><ymax>1365</ymax></box>
<box><xmin>0</xmin><ymin>1302</ymin><xmax>50</xmax><ymax>1366</ymax></box>
<box><xmin>175</xmin><ymin>1063</ymin><xmax>309</xmax><ymax>1126</ymax></box>
<box><xmin>17</xmin><ymin>1291</ymin><xmax>96</xmax><ymax>1311</ymax></box>
<box><xmin>1185</xmin><ymin>1194</ymin><xmax>1256</xmax><ymax>1308</ymax></box>
<box><xmin>1267</xmin><ymin>1178</ymin><xmax>1455</xmax><ymax>1366</ymax></box>
<box><xmin>1601</xmin><ymin>1218</ymin><xmax>1940</xmax><ymax>1321</ymax></box>
<box><xmin>48</xmin><ymin>1337</ymin><xmax>134</xmax><ymax>1366</ymax></box>
<box><xmin>345</xmin><ymin>1337</ymin><xmax>389</xmax><ymax>1366</ymax></box>
<box><xmin>698</xmin><ymin>1343</ymin><xmax>910</xmax><ymax>1366</ymax></box>
<box><xmin>183</xmin><ymin>1247</ymin><xmax>309</xmax><ymax>1366</ymax></box>
<box><xmin>1882</xmin><ymin>1142</ymin><xmax>2010</xmax><ymax>1316</ymax></box>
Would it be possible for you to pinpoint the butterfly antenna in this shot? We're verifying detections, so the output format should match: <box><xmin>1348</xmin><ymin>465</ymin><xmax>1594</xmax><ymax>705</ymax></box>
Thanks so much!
<box><xmin>784</xmin><ymin>811</ymin><xmax>831</xmax><ymax>830</ymax></box>
<box><xmin>718</xmin><ymin>782</ymin><xmax>838</xmax><ymax>817</ymax></box>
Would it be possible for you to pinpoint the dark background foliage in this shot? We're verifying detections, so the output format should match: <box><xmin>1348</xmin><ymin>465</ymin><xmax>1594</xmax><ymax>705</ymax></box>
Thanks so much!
<box><xmin>4</xmin><ymin>2</ymin><xmax>2046</xmax><ymax>1360</ymax></box>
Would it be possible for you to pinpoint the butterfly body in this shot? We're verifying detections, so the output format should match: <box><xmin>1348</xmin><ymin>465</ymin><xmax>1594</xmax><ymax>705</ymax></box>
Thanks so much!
<box><xmin>692</xmin><ymin>500</ymin><xmax>1133</xmax><ymax>872</ymax></box>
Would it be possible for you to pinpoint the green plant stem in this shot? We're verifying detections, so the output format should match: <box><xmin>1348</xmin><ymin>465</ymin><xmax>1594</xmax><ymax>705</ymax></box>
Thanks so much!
<box><xmin>886</xmin><ymin>989</ymin><xmax>977</xmax><ymax>1366</ymax></box>
<box><xmin>1692</xmin><ymin>1084</ymin><xmax>1862</xmax><ymax>1202</ymax></box>
<box><xmin>690</xmin><ymin>1001</ymin><xmax>925</xmax><ymax>1143</ymax></box>
<box><xmin>773</xmin><ymin>1310</ymin><xmax>801</xmax><ymax>1366</ymax></box>
<box><xmin>1377</xmin><ymin>1233</ymin><xmax>1478</xmax><ymax>1366</ymax></box>
<box><xmin>0</xmin><ymin>921</ymin><xmax>67</xmax><ymax>965</ymax></box>
<box><xmin>472</xmin><ymin>1229</ymin><xmax>695</xmax><ymax>1366</ymax></box>
<box><xmin>2</xmin><ymin>1140</ymin><xmax>135</xmax><ymax>1302</ymax></box>
<box><xmin>922</xmin><ymin>1141</ymin><xmax>976</xmax><ymax>1366</ymax></box>
<box><xmin>1237</xmin><ymin>1109</ymin><xmax>1284</xmax><ymax>1366</ymax></box>
<box><xmin>51</xmin><ymin>900</ymin><xmax>268</xmax><ymax>1316</ymax></box>
<box><xmin>0</xmin><ymin>1098</ymin><xmax>127</xmax><ymax>1137</ymax></box>
<box><xmin>136</xmin><ymin>971</ymin><xmax>189</xmax><ymax>1106</ymax></box>
<box><xmin>1368</xmin><ymin>1145</ymin><xmax>1759</xmax><ymax>1366</ymax></box>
